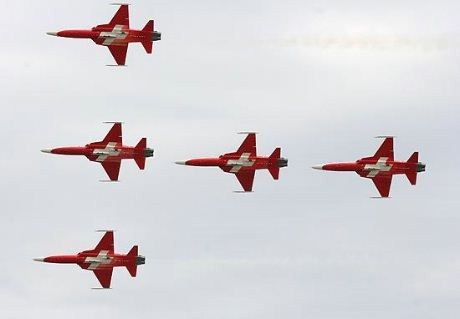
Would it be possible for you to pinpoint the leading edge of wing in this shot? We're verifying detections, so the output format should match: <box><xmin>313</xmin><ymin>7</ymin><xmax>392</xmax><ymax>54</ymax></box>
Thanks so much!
<box><xmin>101</xmin><ymin>161</ymin><xmax>121</xmax><ymax>181</ymax></box>
<box><xmin>235</xmin><ymin>170</ymin><xmax>255</xmax><ymax>192</ymax></box>
<box><xmin>371</xmin><ymin>175</ymin><xmax>393</xmax><ymax>198</ymax></box>
<box><xmin>108</xmin><ymin>45</ymin><xmax>128</xmax><ymax>66</ymax></box>
<box><xmin>93</xmin><ymin>268</ymin><xmax>113</xmax><ymax>289</ymax></box>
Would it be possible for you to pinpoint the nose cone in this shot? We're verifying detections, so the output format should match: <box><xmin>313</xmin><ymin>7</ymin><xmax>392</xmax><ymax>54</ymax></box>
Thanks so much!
<box><xmin>312</xmin><ymin>164</ymin><xmax>324</xmax><ymax>170</ymax></box>
<box><xmin>33</xmin><ymin>258</ymin><xmax>45</xmax><ymax>262</ymax></box>
<box><xmin>175</xmin><ymin>161</ymin><xmax>187</xmax><ymax>165</ymax></box>
<box><xmin>41</xmin><ymin>149</ymin><xmax>52</xmax><ymax>154</ymax></box>
<box><xmin>46</xmin><ymin>32</ymin><xmax>58</xmax><ymax>36</ymax></box>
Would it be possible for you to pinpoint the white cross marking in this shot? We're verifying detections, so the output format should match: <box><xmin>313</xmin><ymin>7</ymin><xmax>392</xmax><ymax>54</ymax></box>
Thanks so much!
<box><xmin>100</xmin><ymin>25</ymin><xmax>128</xmax><ymax>45</ymax></box>
<box><xmin>364</xmin><ymin>157</ymin><xmax>393</xmax><ymax>178</ymax></box>
<box><xmin>227</xmin><ymin>153</ymin><xmax>255</xmax><ymax>173</ymax></box>
<box><xmin>93</xmin><ymin>142</ymin><xmax>120</xmax><ymax>162</ymax></box>
<box><xmin>85</xmin><ymin>251</ymin><xmax>112</xmax><ymax>270</ymax></box>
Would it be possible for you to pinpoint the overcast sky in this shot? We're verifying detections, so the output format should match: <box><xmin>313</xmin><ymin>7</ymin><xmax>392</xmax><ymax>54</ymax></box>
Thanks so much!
<box><xmin>1</xmin><ymin>0</ymin><xmax>460</xmax><ymax>318</ymax></box>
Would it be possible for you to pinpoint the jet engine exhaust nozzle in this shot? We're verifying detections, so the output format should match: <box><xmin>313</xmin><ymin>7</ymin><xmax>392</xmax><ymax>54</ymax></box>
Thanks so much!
<box><xmin>278</xmin><ymin>158</ymin><xmax>288</xmax><ymax>168</ymax></box>
<box><xmin>417</xmin><ymin>162</ymin><xmax>426</xmax><ymax>172</ymax></box>
<box><xmin>152</xmin><ymin>31</ymin><xmax>161</xmax><ymax>41</ymax></box>
<box><xmin>144</xmin><ymin>148</ymin><xmax>154</xmax><ymax>158</ymax></box>
<box><xmin>136</xmin><ymin>255</ymin><xmax>146</xmax><ymax>265</ymax></box>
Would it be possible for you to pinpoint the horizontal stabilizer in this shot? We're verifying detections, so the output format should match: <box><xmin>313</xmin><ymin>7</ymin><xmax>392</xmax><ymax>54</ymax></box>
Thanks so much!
<box><xmin>269</xmin><ymin>148</ymin><xmax>281</xmax><ymax>160</ymax></box>
<box><xmin>135</xmin><ymin>138</ymin><xmax>147</xmax><ymax>149</ymax></box>
<box><xmin>126</xmin><ymin>246</ymin><xmax>138</xmax><ymax>277</ymax></box>
<box><xmin>406</xmin><ymin>171</ymin><xmax>417</xmax><ymax>185</ymax></box>
<box><xmin>126</xmin><ymin>264</ymin><xmax>137</xmax><ymax>277</ymax></box>
<box><xmin>268</xmin><ymin>167</ymin><xmax>279</xmax><ymax>180</ymax></box>
<box><xmin>134</xmin><ymin>138</ymin><xmax>147</xmax><ymax>169</ymax></box>
<box><xmin>268</xmin><ymin>148</ymin><xmax>281</xmax><ymax>180</ymax></box>
<box><xmin>127</xmin><ymin>245</ymin><xmax>138</xmax><ymax>257</ymax></box>
<box><xmin>142</xmin><ymin>20</ymin><xmax>154</xmax><ymax>33</ymax></box>
<box><xmin>134</xmin><ymin>156</ymin><xmax>145</xmax><ymax>170</ymax></box>
<box><xmin>142</xmin><ymin>21</ymin><xmax>154</xmax><ymax>53</ymax></box>
<box><xmin>407</xmin><ymin>152</ymin><xmax>418</xmax><ymax>163</ymax></box>
<box><xmin>405</xmin><ymin>152</ymin><xmax>418</xmax><ymax>185</ymax></box>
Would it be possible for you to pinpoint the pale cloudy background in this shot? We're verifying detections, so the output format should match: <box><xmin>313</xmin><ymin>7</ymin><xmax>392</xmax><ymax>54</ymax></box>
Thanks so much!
<box><xmin>1</xmin><ymin>0</ymin><xmax>459</xmax><ymax>318</ymax></box>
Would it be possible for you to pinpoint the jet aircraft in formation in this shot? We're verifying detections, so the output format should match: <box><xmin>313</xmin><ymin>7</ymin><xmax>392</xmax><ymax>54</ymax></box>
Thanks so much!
<box><xmin>47</xmin><ymin>4</ymin><xmax>161</xmax><ymax>65</ymax></box>
<box><xmin>34</xmin><ymin>231</ymin><xmax>144</xmax><ymax>289</ymax></box>
<box><xmin>175</xmin><ymin>133</ymin><xmax>288</xmax><ymax>192</ymax></box>
<box><xmin>312</xmin><ymin>137</ymin><xmax>426</xmax><ymax>197</ymax></box>
<box><xmin>41</xmin><ymin>122</ymin><xmax>153</xmax><ymax>181</ymax></box>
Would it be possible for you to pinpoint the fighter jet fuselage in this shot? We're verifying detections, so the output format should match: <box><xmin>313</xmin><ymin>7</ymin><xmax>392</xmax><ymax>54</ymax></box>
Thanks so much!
<box><xmin>41</xmin><ymin>123</ymin><xmax>153</xmax><ymax>181</ymax></box>
<box><xmin>48</xmin><ymin>27</ymin><xmax>161</xmax><ymax>45</ymax></box>
<box><xmin>47</xmin><ymin>5</ymin><xmax>161</xmax><ymax>65</ymax></box>
<box><xmin>315</xmin><ymin>159</ymin><xmax>426</xmax><ymax>175</ymax></box>
<box><xmin>43</xmin><ymin>144</ymin><xmax>154</xmax><ymax>162</ymax></box>
<box><xmin>36</xmin><ymin>251</ymin><xmax>145</xmax><ymax>267</ymax></box>
<box><xmin>176</xmin><ymin>133</ymin><xmax>288</xmax><ymax>192</ymax></box>
<box><xmin>313</xmin><ymin>137</ymin><xmax>426</xmax><ymax>197</ymax></box>
<box><xmin>34</xmin><ymin>231</ymin><xmax>144</xmax><ymax>288</ymax></box>
<box><xmin>181</xmin><ymin>154</ymin><xmax>288</xmax><ymax>171</ymax></box>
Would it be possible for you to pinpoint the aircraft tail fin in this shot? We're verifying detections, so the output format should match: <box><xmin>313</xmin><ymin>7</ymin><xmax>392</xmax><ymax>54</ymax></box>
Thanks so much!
<box><xmin>141</xmin><ymin>20</ymin><xmax>154</xmax><ymax>53</ymax></box>
<box><xmin>134</xmin><ymin>138</ymin><xmax>147</xmax><ymax>170</ymax></box>
<box><xmin>126</xmin><ymin>246</ymin><xmax>138</xmax><ymax>277</ymax></box>
<box><xmin>405</xmin><ymin>152</ymin><xmax>419</xmax><ymax>185</ymax></box>
<box><xmin>268</xmin><ymin>148</ymin><xmax>281</xmax><ymax>180</ymax></box>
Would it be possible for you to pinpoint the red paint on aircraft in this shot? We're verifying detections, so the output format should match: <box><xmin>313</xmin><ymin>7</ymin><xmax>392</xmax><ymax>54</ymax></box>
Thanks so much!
<box><xmin>175</xmin><ymin>133</ymin><xmax>288</xmax><ymax>192</ymax></box>
<box><xmin>313</xmin><ymin>137</ymin><xmax>426</xmax><ymax>197</ymax></box>
<box><xmin>34</xmin><ymin>231</ymin><xmax>145</xmax><ymax>289</ymax></box>
<box><xmin>41</xmin><ymin>123</ymin><xmax>154</xmax><ymax>181</ymax></box>
<box><xmin>47</xmin><ymin>5</ymin><xmax>161</xmax><ymax>65</ymax></box>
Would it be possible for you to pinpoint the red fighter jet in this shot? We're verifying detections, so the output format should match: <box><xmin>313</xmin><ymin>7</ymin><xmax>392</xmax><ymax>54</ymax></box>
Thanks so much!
<box><xmin>175</xmin><ymin>133</ymin><xmax>288</xmax><ymax>192</ymax></box>
<box><xmin>47</xmin><ymin>4</ymin><xmax>161</xmax><ymax>65</ymax></box>
<box><xmin>312</xmin><ymin>137</ymin><xmax>426</xmax><ymax>197</ymax></box>
<box><xmin>34</xmin><ymin>231</ymin><xmax>145</xmax><ymax>289</ymax></box>
<box><xmin>41</xmin><ymin>122</ymin><xmax>154</xmax><ymax>181</ymax></box>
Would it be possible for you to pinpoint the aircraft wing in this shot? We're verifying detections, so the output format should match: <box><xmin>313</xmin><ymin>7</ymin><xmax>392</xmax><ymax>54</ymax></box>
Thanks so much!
<box><xmin>108</xmin><ymin>45</ymin><xmax>128</xmax><ymax>66</ymax></box>
<box><xmin>94</xmin><ymin>231</ymin><xmax>115</xmax><ymax>253</ymax></box>
<box><xmin>96</xmin><ymin>123</ymin><xmax>122</xmax><ymax>145</ymax></box>
<box><xmin>372</xmin><ymin>137</ymin><xmax>394</xmax><ymax>161</ymax></box>
<box><xmin>93</xmin><ymin>268</ymin><xmax>113</xmax><ymax>289</ymax></box>
<box><xmin>101</xmin><ymin>161</ymin><xmax>121</xmax><ymax>181</ymax></box>
<box><xmin>235</xmin><ymin>170</ymin><xmax>255</xmax><ymax>192</ymax></box>
<box><xmin>371</xmin><ymin>175</ymin><xmax>392</xmax><ymax>198</ymax></box>
<box><xmin>236</xmin><ymin>133</ymin><xmax>257</xmax><ymax>156</ymax></box>
<box><xmin>109</xmin><ymin>4</ymin><xmax>129</xmax><ymax>27</ymax></box>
